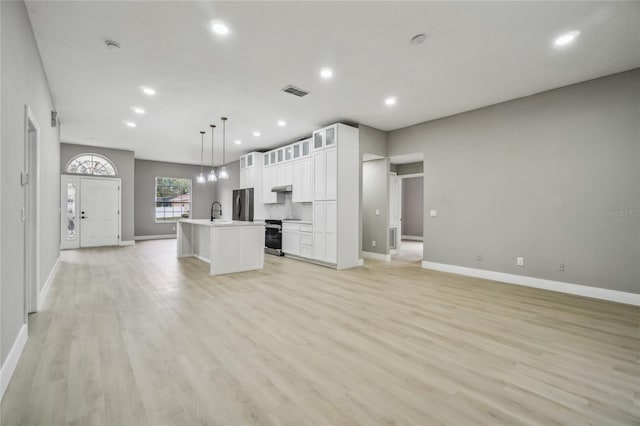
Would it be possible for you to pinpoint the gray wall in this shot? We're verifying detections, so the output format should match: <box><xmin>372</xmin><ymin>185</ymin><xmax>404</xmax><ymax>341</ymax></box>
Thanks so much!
<box><xmin>359</xmin><ymin>125</ymin><xmax>388</xmax><ymax>256</ymax></box>
<box><xmin>60</xmin><ymin>143</ymin><xmax>135</xmax><ymax>242</ymax></box>
<box><xmin>362</xmin><ymin>159</ymin><xmax>390</xmax><ymax>255</ymax></box>
<box><xmin>402</xmin><ymin>177</ymin><xmax>424</xmax><ymax>238</ymax></box>
<box><xmin>388</xmin><ymin>69</ymin><xmax>640</xmax><ymax>294</ymax></box>
<box><xmin>213</xmin><ymin>160</ymin><xmax>240</xmax><ymax>221</ymax></box>
<box><xmin>1</xmin><ymin>1</ymin><xmax>61</xmax><ymax>364</ymax></box>
<box><xmin>134</xmin><ymin>159</ymin><xmax>216</xmax><ymax>237</ymax></box>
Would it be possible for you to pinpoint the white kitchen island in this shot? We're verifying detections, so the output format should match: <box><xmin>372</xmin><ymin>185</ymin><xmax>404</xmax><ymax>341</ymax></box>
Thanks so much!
<box><xmin>177</xmin><ymin>219</ymin><xmax>265</xmax><ymax>276</ymax></box>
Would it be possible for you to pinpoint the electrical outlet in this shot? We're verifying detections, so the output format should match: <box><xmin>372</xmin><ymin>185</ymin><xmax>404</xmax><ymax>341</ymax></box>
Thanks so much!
<box><xmin>476</xmin><ymin>254</ymin><xmax>483</xmax><ymax>261</ymax></box>
<box><xmin>375</xmin><ymin>209</ymin><xmax>380</xmax><ymax>216</ymax></box>
<box><xmin>516</xmin><ymin>257</ymin><xmax>524</xmax><ymax>266</ymax></box>
<box><xmin>172</xmin><ymin>226</ymin><xmax>176</xmax><ymax>231</ymax></box>
<box><xmin>430</xmin><ymin>210</ymin><xmax>437</xmax><ymax>217</ymax></box>
<box><xmin>558</xmin><ymin>263</ymin><xmax>565</xmax><ymax>272</ymax></box>
<box><xmin>372</xmin><ymin>240</ymin><xmax>376</xmax><ymax>247</ymax></box>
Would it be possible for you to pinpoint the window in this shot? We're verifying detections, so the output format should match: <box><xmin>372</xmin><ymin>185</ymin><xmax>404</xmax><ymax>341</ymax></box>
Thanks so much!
<box><xmin>155</xmin><ymin>177</ymin><xmax>191</xmax><ymax>222</ymax></box>
<box><xmin>66</xmin><ymin>153</ymin><xmax>117</xmax><ymax>176</ymax></box>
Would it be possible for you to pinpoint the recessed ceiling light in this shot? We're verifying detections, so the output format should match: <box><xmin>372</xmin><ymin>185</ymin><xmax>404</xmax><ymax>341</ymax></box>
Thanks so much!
<box><xmin>131</xmin><ymin>107</ymin><xmax>145</xmax><ymax>114</ymax></box>
<box><xmin>211</xmin><ymin>20</ymin><xmax>230</xmax><ymax>36</ymax></box>
<box><xmin>320</xmin><ymin>67</ymin><xmax>333</xmax><ymax>79</ymax></box>
<box><xmin>385</xmin><ymin>96</ymin><xmax>397</xmax><ymax>106</ymax></box>
<box><xmin>124</xmin><ymin>121</ymin><xmax>137</xmax><ymax>128</ymax></box>
<box><xmin>554</xmin><ymin>30</ymin><xmax>580</xmax><ymax>47</ymax></box>
<box><xmin>234</xmin><ymin>140</ymin><xmax>242</xmax><ymax>145</ymax></box>
<box><xmin>277</xmin><ymin>120</ymin><xmax>286</xmax><ymax>127</ymax></box>
<box><xmin>253</xmin><ymin>131</ymin><xmax>261</xmax><ymax>137</ymax></box>
<box><xmin>141</xmin><ymin>86</ymin><xmax>156</xmax><ymax>96</ymax></box>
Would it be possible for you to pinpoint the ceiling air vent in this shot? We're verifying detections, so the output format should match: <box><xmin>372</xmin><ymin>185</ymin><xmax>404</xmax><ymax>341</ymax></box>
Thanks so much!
<box><xmin>282</xmin><ymin>85</ymin><xmax>310</xmax><ymax>97</ymax></box>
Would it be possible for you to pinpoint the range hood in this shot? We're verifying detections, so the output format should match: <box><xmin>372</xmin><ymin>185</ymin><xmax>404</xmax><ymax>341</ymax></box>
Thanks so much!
<box><xmin>271</xmin><ymin>185</ymin><xmax>293</xmax><ymax>193</ymax></box>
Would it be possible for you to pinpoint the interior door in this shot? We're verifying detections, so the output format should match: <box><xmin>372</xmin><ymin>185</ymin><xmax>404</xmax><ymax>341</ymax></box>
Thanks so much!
<box><xmin>80</xmin><ymin>178</ymin><xmax>120</xmax><ymax>247</ymax></box>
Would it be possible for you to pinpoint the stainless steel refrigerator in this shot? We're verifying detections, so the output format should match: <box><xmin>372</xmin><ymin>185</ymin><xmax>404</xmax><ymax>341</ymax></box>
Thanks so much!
<box><xmin>232</xmin><ymin>188</ymin><xmax>254</xmax><ymax>222</ymax></box>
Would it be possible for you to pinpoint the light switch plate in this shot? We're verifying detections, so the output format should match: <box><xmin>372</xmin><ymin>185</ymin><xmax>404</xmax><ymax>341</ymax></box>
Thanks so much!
<box><xmin>516</xmin><ymin>257</ymin><xmax>524</xmax><ymax>266</ymax></box>
<box><xmin>375</xmin><ymin>209</ymin><xmax>380</xmax><ymax>216</ymax></box>
<box><xmin>430</xmin><ymin>210</ymin><xmax>437</xmax><ymax>217</ymax></box>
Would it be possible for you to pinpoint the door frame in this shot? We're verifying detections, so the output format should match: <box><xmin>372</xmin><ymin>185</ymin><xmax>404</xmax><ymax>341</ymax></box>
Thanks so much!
<box><xmin>397</xmin><ymin>172</ymin><xmax>424</xmax><ymax>243</ymax></box>
<box><xmin>60</xmin><ymin>175</ymin><xmax>122</xmax><ymax>249</ymax></box>
<box><xmin>24</xmin><ymin>106</ymin><xmax>40</xmax><ymax>314</ymax></box>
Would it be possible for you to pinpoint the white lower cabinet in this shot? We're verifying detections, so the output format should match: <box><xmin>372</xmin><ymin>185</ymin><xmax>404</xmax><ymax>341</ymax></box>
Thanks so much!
<box><xmin>283</xmin><ymin>222</ymin><xmax>313</xmax><ymax>259</ymax></box>
<box><xmin>282</xmin><ymin>227</ymin><xmax>300</xmax><ymax>256</ymax></box>
<box><xmin>313</xmin><ymin>201</ymin><xmax>337</xmax><ymax>263</ymax></box>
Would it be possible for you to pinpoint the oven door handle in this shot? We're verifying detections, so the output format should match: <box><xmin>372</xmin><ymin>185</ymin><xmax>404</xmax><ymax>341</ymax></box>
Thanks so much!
<box><xmin>265</xmin><ymin>224</ymin><xmax>281</xmax><ymax>230</ymax></box>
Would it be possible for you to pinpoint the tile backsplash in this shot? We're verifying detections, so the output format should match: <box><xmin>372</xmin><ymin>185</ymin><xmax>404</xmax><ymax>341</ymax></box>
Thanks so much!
<box><xmin>263</xmin><ymin>193</ymin><xmax>312</xmax><ymax>221</ymax></box>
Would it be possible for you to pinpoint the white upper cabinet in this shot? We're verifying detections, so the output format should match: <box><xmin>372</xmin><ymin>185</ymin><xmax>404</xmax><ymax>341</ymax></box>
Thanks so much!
<box><xmin>239</xmin><ymin>152</ymin><xmax>263</xmax><ymax>190</ymax></box>
<box><xmin>312</xmin><ymin>124</ymin><xmax>338</xmax><ymax>151</ymax></box>
<box><xmin>292</xmin><ymin>158</ymin><xmax>312</xmax><ymax>203</ymax></box>
<box><xmin>313</xmin><ymin>148</ymin><xmax>337</xmax><ymax>201</ymax></box>
<box><xmin>239</xmin><ymin>152</ymin><xmax>257</xmax><ymax>170</ymax></box>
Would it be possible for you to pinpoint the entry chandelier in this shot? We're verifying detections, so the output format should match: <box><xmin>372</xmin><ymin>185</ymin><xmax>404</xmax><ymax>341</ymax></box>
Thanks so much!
<box><xmin>218</xmin><ymin>117</ymin><xmax>229</xmax><ymax>180</ymax></box>
<box><xmin>196</xmin><ymin>130</ymin><xmax>206</xmax><ymax>183</ymax></box>
<box><xmin>208</xmin><ymin>124</ymin><xmax>217</xmax><ymax>182</ymax></box>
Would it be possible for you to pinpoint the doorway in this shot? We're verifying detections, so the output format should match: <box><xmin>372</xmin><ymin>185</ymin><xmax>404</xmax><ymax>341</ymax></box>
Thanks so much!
<box><xmin>24</xmin><ymin>107</ymin><xmax>40</xmax><ymax>314</ymax></box>
<box><xmin>397</xmin><ymin>174</ymin><xmax>424</xmax><ymax>263</ymax></box>
<box><xmin>388</xmin><ymin>160</ymin><xmax>424</xmax><ymax>264</ymax></box>
<box><xmin>60</xmin><ymin>176</ymin><xmax>121</xmax><ymax>249</ymax></box>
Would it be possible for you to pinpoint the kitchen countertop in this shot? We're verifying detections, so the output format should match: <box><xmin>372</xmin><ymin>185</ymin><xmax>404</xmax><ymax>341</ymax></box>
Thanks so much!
<box><xmin>179</xmin><ymin>219</ymin><xmax>265</xmax><ymax>227</ymax></box>
<box><xmin>282</xmin><ymin>220</ymin><xmax>313</xmax><ymax>225</ymax></box>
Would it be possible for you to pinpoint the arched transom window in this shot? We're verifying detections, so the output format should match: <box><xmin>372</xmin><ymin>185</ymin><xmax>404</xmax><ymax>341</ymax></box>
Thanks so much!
<box><xmin>66</xmin><ymin>153</ymin><xmax>117</xmax><ymax>176</ymax></box>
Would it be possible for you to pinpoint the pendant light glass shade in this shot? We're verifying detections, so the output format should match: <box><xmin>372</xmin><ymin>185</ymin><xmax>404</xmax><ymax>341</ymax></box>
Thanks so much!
<box><xmin>218</xmin><ymin>117</ymin><xmax>229</xmax><ymax>180</ymax></box>
<box><xmin>196</xmin><ymin>131</ymin><xmax>206</xmax><ymax>183</ymax></box>
<box><xmin>219</xmin><ymin>166</ymin><xmax>229</xmax><ymax>180</ymax></box>
<box><xmin>207</xmin><ymin>124</ymin><xmax>217</xmax><ymax>182</ymax></box>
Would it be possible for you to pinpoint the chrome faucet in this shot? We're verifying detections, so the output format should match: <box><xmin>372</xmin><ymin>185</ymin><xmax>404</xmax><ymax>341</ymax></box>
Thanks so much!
<box><xmin>210</xmin><ymin>201</ymin><xmax>222</xmax><ymax>221</ymax></box>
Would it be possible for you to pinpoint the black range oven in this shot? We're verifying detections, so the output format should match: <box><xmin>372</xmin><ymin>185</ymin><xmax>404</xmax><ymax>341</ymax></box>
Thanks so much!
<box><xmin>265</xmin><ymin>219</ymin><xmax>283</xmax><ymax>256</ymax></box>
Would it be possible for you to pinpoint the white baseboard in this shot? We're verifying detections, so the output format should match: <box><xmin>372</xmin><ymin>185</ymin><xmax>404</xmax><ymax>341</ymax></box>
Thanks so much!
<box><xmin>119</xmin><ymin>240</ymin><xmax>135</xmax><ymax>246</ymax></box>
<box><xmin>37</xmin><ymin>256</ymin><xmax>60</xmax><ymax>311</ymax></box>
<box><xmin>194</xmin><ymin>254</ymin><xmax>211</xmax><ymax>264</ymax></box>
<box><xmin>362</xmin><ymin>251</ymin><xmax>391</xmax><ymax>261</ymax></box>
<box><xmin>134</xmin><ymin>234</ymin><xmax>176</xmax><ymax>241</ymax></box>
<box><xmin>402</xmin><ymin>235</ymin><xmax>424</xmax><ymax>241</ymax></box>
<box><xmin>1</xmin><ymin>324</ymin><xmax>28</xmax><ymax>400</ymax></box>
<box><xmin>421</xmin><ymin>261</ymin><xmax>640</xmax><ymax>306</ymax></box>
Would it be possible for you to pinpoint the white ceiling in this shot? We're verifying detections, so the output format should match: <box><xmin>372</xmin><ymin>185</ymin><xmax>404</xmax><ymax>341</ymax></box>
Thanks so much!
<box><xmin>26</xmin><ymin>1</ymin><xmax>640</xmax><ymax>166</ymax></box>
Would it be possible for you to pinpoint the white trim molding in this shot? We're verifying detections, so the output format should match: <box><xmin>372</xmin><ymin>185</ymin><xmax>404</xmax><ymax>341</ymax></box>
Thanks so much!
<box><xmin>362</xmin><ymin>251</ymin><xmax>391</xmax><ymax>261</ymax></box>
<box><xmin>1</xmin><ymin>324</ymin><xmax>28</xmax><ymax>399</ymax></box>
<box><xmin>421</xmin><ymin>261</ymin><xmax>640</xmax><ymax>306</ymax></box>
<box><xmin>134</xmin><ymin>234</ymin><xmax>176</xmax><ymax>241</ymax></box>
<box><xmin>402</xmin><ymin>235</ymin><xmax>424</xmax><ymax>241</ymax></box>
<box><xmin>119</xmin><ymin>240</ymin><xmax>135</xmax><ymax>246</ymax></box>
<box><xmin>37</xmin><ymin>256</ymin><xmax>60</xmax><ymax>311</ymax></box>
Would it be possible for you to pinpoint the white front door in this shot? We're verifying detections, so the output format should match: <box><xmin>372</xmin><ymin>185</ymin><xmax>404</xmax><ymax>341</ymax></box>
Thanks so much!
<box><xmin>80</xmin><ymin>178</ymin><xmax>120</xmax><ymax>247</ymax></box>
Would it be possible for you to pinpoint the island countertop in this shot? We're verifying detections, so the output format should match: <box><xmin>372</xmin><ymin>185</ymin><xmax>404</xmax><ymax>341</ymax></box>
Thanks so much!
<box><xmin>178</xmin><ymin>219</ymin><xmax>265</xmax><ymax>227</ymax></box>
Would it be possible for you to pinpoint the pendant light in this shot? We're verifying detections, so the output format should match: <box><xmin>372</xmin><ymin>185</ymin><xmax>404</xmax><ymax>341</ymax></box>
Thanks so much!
<box><xmin>207</xmin><ymin>124</ymin><xmax>217</xmax><ymax>182</ymax></box>
<box><xmin>218</xmin><ymin>117</ymin><xmax>229</xmax><ymax>179</ymax></box>
<box><xmin>196</xmin><ymin>131</ymin><xmax>206</xmax><ymax>183</ymax></box>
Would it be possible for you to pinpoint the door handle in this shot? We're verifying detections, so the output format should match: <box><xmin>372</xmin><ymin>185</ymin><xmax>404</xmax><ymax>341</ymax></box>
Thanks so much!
<box><xmin>81</xmin><ymin>216</ymin><xmax>87</xmax><ymax>219</ymax></box>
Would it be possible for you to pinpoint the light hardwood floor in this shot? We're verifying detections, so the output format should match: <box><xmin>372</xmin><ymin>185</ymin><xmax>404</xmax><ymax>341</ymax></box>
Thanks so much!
<box><xmin>2</xmin><ymin>239</ymin><xmax>639</xmax><ymax>425</ymax></box>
